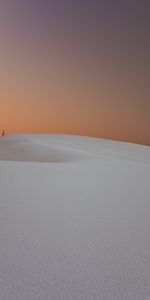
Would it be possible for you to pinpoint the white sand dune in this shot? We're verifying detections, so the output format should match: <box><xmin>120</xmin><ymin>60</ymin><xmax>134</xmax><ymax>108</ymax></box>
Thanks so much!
<box><xmin>0</xmin><ymin>134</ymin><xmax>149</xmax><ymax>163</ymax></box>
<box><xmin>0</xmin><ymin>134</ymin><xmax>150</xmax><ymax>299</ymax></box>
<box><xmin>0</xmin><ymin>135</ymin><xmax>96</xmax><ymax>163</ymax></box>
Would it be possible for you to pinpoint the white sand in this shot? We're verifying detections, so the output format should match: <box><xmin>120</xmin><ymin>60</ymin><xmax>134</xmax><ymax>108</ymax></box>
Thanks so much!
<box><xmin>0</xmin><ymin>134</ymin><xmax>150</xmax><ymax>299</ymax></box>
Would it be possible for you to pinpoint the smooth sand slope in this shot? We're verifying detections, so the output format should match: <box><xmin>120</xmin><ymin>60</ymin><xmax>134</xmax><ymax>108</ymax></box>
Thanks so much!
<box><xmin>0</xmin><ymin>134</ymin><xmax>150</xmax><ymax>300</ymax></box>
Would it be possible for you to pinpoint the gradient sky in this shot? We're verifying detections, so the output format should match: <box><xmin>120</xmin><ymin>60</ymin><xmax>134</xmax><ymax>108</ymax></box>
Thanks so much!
<box><xmin>0</xmin><ymin>0</ymin><xmax>150</xmax><ymax>145</ymax></box>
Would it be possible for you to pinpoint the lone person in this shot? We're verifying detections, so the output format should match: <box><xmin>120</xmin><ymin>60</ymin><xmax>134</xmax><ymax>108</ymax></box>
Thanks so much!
<box><xmin>2</xmin><ymin>130</ymin><xmax>5</xmax><ymax>137</ymax></box>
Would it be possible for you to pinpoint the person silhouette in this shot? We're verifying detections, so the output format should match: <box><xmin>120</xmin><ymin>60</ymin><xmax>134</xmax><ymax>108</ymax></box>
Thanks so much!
<box><xmin>2</xmin><ymin>130</ymin><xmax>5</xmax><ymax>136</ymax></box>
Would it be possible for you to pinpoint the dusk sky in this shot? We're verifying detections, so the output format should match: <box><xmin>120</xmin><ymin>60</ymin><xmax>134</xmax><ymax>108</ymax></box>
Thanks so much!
<box><xmin>0</xmin><ymin>0</ymin><xmax>150</xmax><ymax>145</ymax></box>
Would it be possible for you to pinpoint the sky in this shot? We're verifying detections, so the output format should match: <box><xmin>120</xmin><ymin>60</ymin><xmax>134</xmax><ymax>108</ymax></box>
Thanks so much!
<box><xmin>0</xmin><ymin>0</ymin><xmax>150</xmax><ymax>145</ymax></box>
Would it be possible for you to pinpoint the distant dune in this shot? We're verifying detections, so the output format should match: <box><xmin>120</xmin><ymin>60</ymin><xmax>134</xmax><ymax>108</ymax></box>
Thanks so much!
<box><xmin>0</xmin><ymin>134</ymin><xmax>150</xmax><ymax>300</ymax></box>
<box><xmin>0</xmin><ymin>134</ymin><xmax>95</xmax><ymax>163</ymax></box>
<box><xmin>0</xmin><ymin>134</ymin><xmax>150</xmax><ymax>163</ymax></box>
